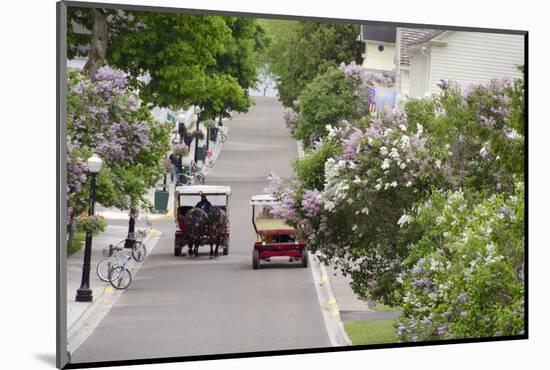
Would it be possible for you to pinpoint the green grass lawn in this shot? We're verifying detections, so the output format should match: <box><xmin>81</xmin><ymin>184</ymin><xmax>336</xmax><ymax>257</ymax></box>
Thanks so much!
<box><xmin>372</xmin><ymin>303</ymin><xmax>399</xmax><ymax>312</ymax></box>
<box><xmin>67</xmin><ymin>232</ymin><xmax>86</xmax><ymax>256</ymax></box>
<box><xmin>344</xmin><ymin>319</ymin><xmax>398</xmax><ymax>345</ymax></box>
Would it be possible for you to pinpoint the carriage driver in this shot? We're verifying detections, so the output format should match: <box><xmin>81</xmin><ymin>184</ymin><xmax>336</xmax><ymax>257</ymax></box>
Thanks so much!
<box><xmin>196</xmin><ymin>191</ymin><xmax>212</xmax><ymax>213</ymax></box>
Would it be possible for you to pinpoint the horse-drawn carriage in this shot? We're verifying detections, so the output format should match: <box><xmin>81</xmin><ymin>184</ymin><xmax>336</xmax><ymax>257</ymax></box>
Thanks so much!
<box><xmin>250</xmin><ymin>194</ymin><xmax>308</xmax><ymax>269</ymax></box>
<box><xmin>174</xmin><ymin>185</ymin><xmax>230</xmax><ymax>258</ymax></box>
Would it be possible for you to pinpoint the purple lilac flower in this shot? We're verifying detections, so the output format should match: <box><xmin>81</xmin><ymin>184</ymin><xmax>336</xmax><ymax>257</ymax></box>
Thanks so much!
<box><xmin>443</xmin><ymin>311</ymin><xmax>453</xmax><ymax>319</ymax></box>
<box><xmin>264</xmin><ymin>172</ymin><xmax>283</xmax><ymax>195</ymax></box>
<box><xmin>436</xmin><ymin>325</ymin><xmax>449</xmax><ymax>336</ymax></box>
<box><xmin>301</xmin><ymin>189</ymin><xmax>322</xmax><ymax>217</ymax></box>
<box><xmin>412</xmin><ymin>278</ymin><xmax>431</xmax><ymax>289</ymax></box>
<box><xmin>456</xmin><ymin>294</ymin><xmax>469</xmax><ymax>303</ymax></box>
<box><xmin>340</xmin><ymin>128</ymin><xmax>363</xmax><ymax>160</ymax></box>
<box><xmin>436</xmin><ymin>79</ymin><xmax>449</xmax><ymax>90</ymax></box>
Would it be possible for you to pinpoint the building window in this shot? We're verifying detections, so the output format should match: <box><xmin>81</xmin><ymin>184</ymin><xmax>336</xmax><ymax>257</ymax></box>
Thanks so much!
<box><xmin>378</xmin><ymin>44</ymin><xmax>385</xmax><ymax>52</ymax></box>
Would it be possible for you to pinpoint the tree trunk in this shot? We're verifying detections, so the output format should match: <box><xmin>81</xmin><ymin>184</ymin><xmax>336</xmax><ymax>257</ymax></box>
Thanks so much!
<box><xmin>83</xmin><ymin>8</ymin><xmax>109</xmax><ymax>79</ymax></box>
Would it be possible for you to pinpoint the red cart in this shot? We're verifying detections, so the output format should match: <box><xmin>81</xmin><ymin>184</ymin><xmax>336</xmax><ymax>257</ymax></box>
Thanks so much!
<box><xmin>250</xmin><ymin>194</ymin><xmax>308</xmax><ymax>269</ymax></box>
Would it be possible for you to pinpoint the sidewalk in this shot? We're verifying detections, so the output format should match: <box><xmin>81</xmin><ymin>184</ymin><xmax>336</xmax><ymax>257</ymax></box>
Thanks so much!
<box><xmin>66</xmin><ymin>221</ymin><xmax>161</xmax><ymax>355</ymax></box>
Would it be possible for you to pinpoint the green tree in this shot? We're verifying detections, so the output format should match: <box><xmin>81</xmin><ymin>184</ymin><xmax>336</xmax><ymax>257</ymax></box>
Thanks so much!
<box><xmin>294</xmin><ymin>67</ymin><xmax>359</xmax><ymax>145</ymax></box>
<box><xmin>199</xmin><ymin>17</ymin><xmax>268</xmax><ymax>122</ymax></box>
<box><xmin>265</xmin><ymin>20</ymin><xmax>362</xmax><ymax>107</ymax></box>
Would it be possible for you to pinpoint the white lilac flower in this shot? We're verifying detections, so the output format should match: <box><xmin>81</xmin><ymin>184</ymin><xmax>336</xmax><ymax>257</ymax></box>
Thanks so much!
<box><xmin>375</xmin><ymin>183</ymin><xmax>382</xmax><ymax>191</ymax></box>
<box><xmin>406</xmin><ymin>181</ymin><xmax>412</xmax><ymax>187</ymax></box>
<box><xmin>384</xmin><ymin>183</ymin><xmax>390</xmax><ymax>190</ymax></box>
<box><xmin>324</xmin><ymin>200</ymin><xmax>335</xmax><ymax>212</ymax></box>
<box><xmin>352</xmin><ymin>224</ymin><xmax>358</xmax><ymax>231</ymax></box>
<box><xmin>399</xmin><ymin>124</ymin><xmax>407</xmax><ymax>131</ymax></box>
<box><xmin>479</xmin><ymin>147</ymin><xmax>488</xmax><ymax>158</ymax></box>
<box><xmin>390</xmin><ymin>181</ymin><xmax>397</xmax><ymax>188</ymax></box>
<box><xmin>390</xmin><ymin>148</ymin><xmax>400</xmax><ymax>160</ymax></box>
<box><xmin>361</xmin><ymin>207</ymin><xmax>369</xmax><ymax>214</ymax></box>
<box><xmin>381</xmin><ymin>158</ymin><xmax>390</xmax><ymax>170</ymax></box>
<box><xmin>380</xmin><ymin>146</ymin><xmax>388</xmax><ymax>156</ymax></box>
<box><xmin>417</xmin><ymin>124</ymin><xmax>424</xmax><ymax>135</ymax></box>
<box><xmin>326</xmin><ymin>124</ymin><xmax>338</xmax><ymax>138</ymax></box>
<box><xmin>397</xmin><ymin>214</ymin><xmax>412</xmax><ymax>227</ymax></box>
<box><xmin>400</xmin><ymin>163</ymin><xmax>407</xmax><ymax>170</ymax></box>
<box><xmin>435</xmin><ymin>159</ymin><xmax>441</xmax><ymax>168</ymax></box>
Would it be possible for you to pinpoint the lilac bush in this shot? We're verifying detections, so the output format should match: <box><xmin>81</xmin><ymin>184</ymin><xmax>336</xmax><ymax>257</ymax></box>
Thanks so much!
<box><xmin>396</xmin><ymin>181</ymin><xmax>524</xmax><ymax>341</ymax></box>
<box><xmin>268</xmin><ymin>69</ymin><xmax>525</xmax><ymax>339</ymax></box>
<box><xmin>67</xmin><ymin>67</ymin><xmax>171</xmax><ymax>222</ymax></box>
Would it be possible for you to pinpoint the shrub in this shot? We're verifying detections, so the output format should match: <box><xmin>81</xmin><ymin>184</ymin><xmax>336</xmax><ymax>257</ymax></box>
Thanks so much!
<box><xmin>396</xmin><ymin>181</ymin><xmax>524</xmax><ymax>341</ymax></box>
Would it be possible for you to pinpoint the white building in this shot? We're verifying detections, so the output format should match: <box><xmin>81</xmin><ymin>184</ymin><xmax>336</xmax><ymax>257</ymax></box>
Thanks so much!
<box><xmin>360</xmin><ymin>26</ymin><xmax>525</xmax><ymax>99</ymax></box>
<box><xmin>399</xmin><ymin>30</ymin><xmax>524</xmax><ymax>98</ymax></box>
<box><xmin>358</xmin><ymin>25</ymin><xmax>397</xmax><ymax>74</ymax></box>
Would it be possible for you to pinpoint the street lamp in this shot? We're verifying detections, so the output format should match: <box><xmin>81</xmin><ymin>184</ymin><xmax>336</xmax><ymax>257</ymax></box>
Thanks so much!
<box><xmin>75</xmin><ymin>153</ymin><xmax>103</xmax><ymax>302</ymax></box>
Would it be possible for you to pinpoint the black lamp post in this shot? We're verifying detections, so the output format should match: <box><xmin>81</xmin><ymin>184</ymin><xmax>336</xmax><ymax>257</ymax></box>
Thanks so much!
<box><xmin>75</xmin><ymin>153</ymin><xmax>103</xmax><ymax>302</ymax></box>
<box><xmin>194</xmin><ymin>107</ymin><xmax>202</xmax><ymax>163</ymax></box>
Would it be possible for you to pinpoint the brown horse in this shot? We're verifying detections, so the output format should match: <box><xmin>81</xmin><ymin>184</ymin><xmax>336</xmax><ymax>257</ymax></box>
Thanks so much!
<box><xmin>206</xmin><ymin>206</ymin><xmax>227</xmax><ymax>258</ymax></box>
<box><xmin>184</xmin><ymin>207</ymin><xmax>209</xmax><ymax>257</ymax></box>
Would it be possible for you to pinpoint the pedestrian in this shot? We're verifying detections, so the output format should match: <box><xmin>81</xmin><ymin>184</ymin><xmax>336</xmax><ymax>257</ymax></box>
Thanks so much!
<box><xmin>178</xmin><ymin>121</ymin><xmax>187</xmax><ymax>144</ymax></box>
<box><xmin>169</xmin><ymin>153</ymin><xmax>180</xmax><ymax>182</ymax></box>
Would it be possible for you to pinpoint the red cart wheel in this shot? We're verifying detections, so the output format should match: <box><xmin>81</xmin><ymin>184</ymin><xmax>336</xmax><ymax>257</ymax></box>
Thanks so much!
<box><xmin>252</xmin><ymin>248</ymin><xmax>260</xmax><ymax>269</ymax></box>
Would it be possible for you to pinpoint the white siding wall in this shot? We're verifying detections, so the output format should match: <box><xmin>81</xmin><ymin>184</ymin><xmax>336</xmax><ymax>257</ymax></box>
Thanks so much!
<box><xmin>397</xmin><ymin>68</ymin><xmax>410</xmax><ymax>97</ymax></box>
<box><xmin>363</xmin><ymin>42</ymin><xmax>396</xmax><ymax>71</ymax></box>
<box><xmin>409</xmin><ymin>53</ymin><xmax>429</xmax><ymax>98</ymax></box>
<box><xmin>428</xmin><ymin>32</ymin><xmax>524</xmax><ymax>93</ymax></box>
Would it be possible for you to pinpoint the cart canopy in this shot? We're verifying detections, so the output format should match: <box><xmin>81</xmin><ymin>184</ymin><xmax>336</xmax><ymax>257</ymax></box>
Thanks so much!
<box><xmin>250</xmin><ymin>194</ymin><xmax>278</xmax><ymax>206</ymax></box>
<box><xmin>176</xmin><ymin>185</ymin><xmax>231</xmax><ymax>196</ymax></box>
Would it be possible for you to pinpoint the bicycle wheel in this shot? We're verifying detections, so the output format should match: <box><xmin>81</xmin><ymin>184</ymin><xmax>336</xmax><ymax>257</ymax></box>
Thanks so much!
<box><xmin>132</xmin><ymin>241</ymin><xmax>147</xmax><ymax>262</ymax></box>
<box><xmin>219</xmin><ymin>133</ymin><xmax>227</xmax><ymax>143</ymax></box>
<box><xmin>109</xmin><ymin>266</ymin><xmax>132</xmax><ymax>290</ymax></box>
<box><xmin>97</xmin><ymin>258</ymin><xmax>117</xmax><ymax>282</ymax></box>
<box><xmin>197</xmin><ymin>173</ymin><xmax>205</xmax><ymax>184</ymax></box>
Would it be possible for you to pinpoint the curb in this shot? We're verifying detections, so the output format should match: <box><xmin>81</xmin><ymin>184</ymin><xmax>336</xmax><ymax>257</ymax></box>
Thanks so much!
<box><xmin>309</xmin><ymin>252</ymin><xmax>352</xmax><ymax>346</ymax></box>
<box><xmin>67</xmin><ymin>228</ymin><xmax>161</xmax><ymax>357</ymax></box>
<box><xmin>297</xmin><ymin>141</ymin><xmax>351</xmax><ymax>347</ymax></box>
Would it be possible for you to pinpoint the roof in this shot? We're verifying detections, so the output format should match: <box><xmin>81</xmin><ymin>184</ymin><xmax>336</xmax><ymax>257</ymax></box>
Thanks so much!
<box><xmin>398</xmin><ymin>28</ymin><xmax>443</xmax><ymax>66</ymax></box>
<box><xmin>250</xmin><ymin>194</ymin><xmax>278</xmax><ymax>206</ymax></box>
<box><xmin>408</xmin><ymin>30</ymin><xmax>447</xmax><ymax>46</ymax></box>
<box><xmin>361</xmin><ymin>25</ymin><xmax>397</xmax><ymax>43</ymax></box>
<box><xmin>175</xmin><ymin>185</ymin><xmax>231</xmax><ymax>195</ymax></box>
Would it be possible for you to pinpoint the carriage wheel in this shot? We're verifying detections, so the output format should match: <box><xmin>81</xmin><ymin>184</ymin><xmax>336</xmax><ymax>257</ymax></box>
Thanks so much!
<box><xmin>301</xmin><ymin>249</ymin><xmax>309</xmax><ymax>268</ymax></box>
<box><xmin>252</xmin><ymin>248</ymin><xmax>260</xmax><ymax>269</ymax></box>
<box><xmin>174</xmin><ymin>246</ymin><xmax>182</xmax><ymax>256</ymax></box>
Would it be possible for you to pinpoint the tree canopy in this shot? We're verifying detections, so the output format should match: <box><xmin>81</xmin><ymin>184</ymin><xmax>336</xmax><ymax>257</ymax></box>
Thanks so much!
<box><xmin>68</xmin><ymin>8</ymin><xmax>267</xmax><ymax>115</ymax></box>
<box><xmin>263</xmin><ymin>20</ymin><xmax>363</xmax><ymax>107</ymax></box>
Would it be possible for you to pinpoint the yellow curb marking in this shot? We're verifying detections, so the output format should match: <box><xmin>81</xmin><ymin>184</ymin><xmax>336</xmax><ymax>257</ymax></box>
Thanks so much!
<box><xmin>104</xmin><ymin>286</ymin><xmax>113</xmax><ymax>293</ymax></box>
<box><xmin>320</xmin><ymin>274</ymin><xmax>328</xmax><ymax>282</ymax></box>
<box><xmin>103</xmin><ymin>299</ymin><xmax>109</xmax><ymax>304</ymax></box>
<box><xmin>331</xmin><ymin>308</ymin><xmax>340</xmax><ymax>317</ymax></box>
<box><xmin>328</xmin><ymin>298</ymin><xmax>337</xmax><ymax>305</ymax></box>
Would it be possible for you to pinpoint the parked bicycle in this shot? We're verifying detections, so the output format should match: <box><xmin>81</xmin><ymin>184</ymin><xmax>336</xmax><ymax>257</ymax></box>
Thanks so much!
<box><xmin>218</xmin><ymin>130</ymin><xmax>227</xmax><ymax>143</ymax></box>
<box><xmin>186</xmin><ymin>160</ymin><xmax>205</xmax><ymax>185</ymax></box>
<box><xmin>108</xmin><ymin>248</ymin><xmax>133</xmax><ymax>290</ymax></box>
<box><xmin>96</xmin><ymin>242</ymin><xmax>129</xmax><ymax>282</ymax></box>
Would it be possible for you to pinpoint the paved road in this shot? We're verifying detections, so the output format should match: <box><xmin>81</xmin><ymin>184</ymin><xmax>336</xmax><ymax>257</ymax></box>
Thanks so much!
<box><xmin>72</xmin><ymin>97</ymin><xmax>330</xmax><ymax>364</ymax></box>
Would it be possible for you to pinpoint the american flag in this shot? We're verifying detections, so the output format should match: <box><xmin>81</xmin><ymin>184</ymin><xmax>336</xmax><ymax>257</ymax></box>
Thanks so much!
<box><xmin>367</xmin><ymin>87</ymin><xmax>377</xmax><ymax>113</ymax></box>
